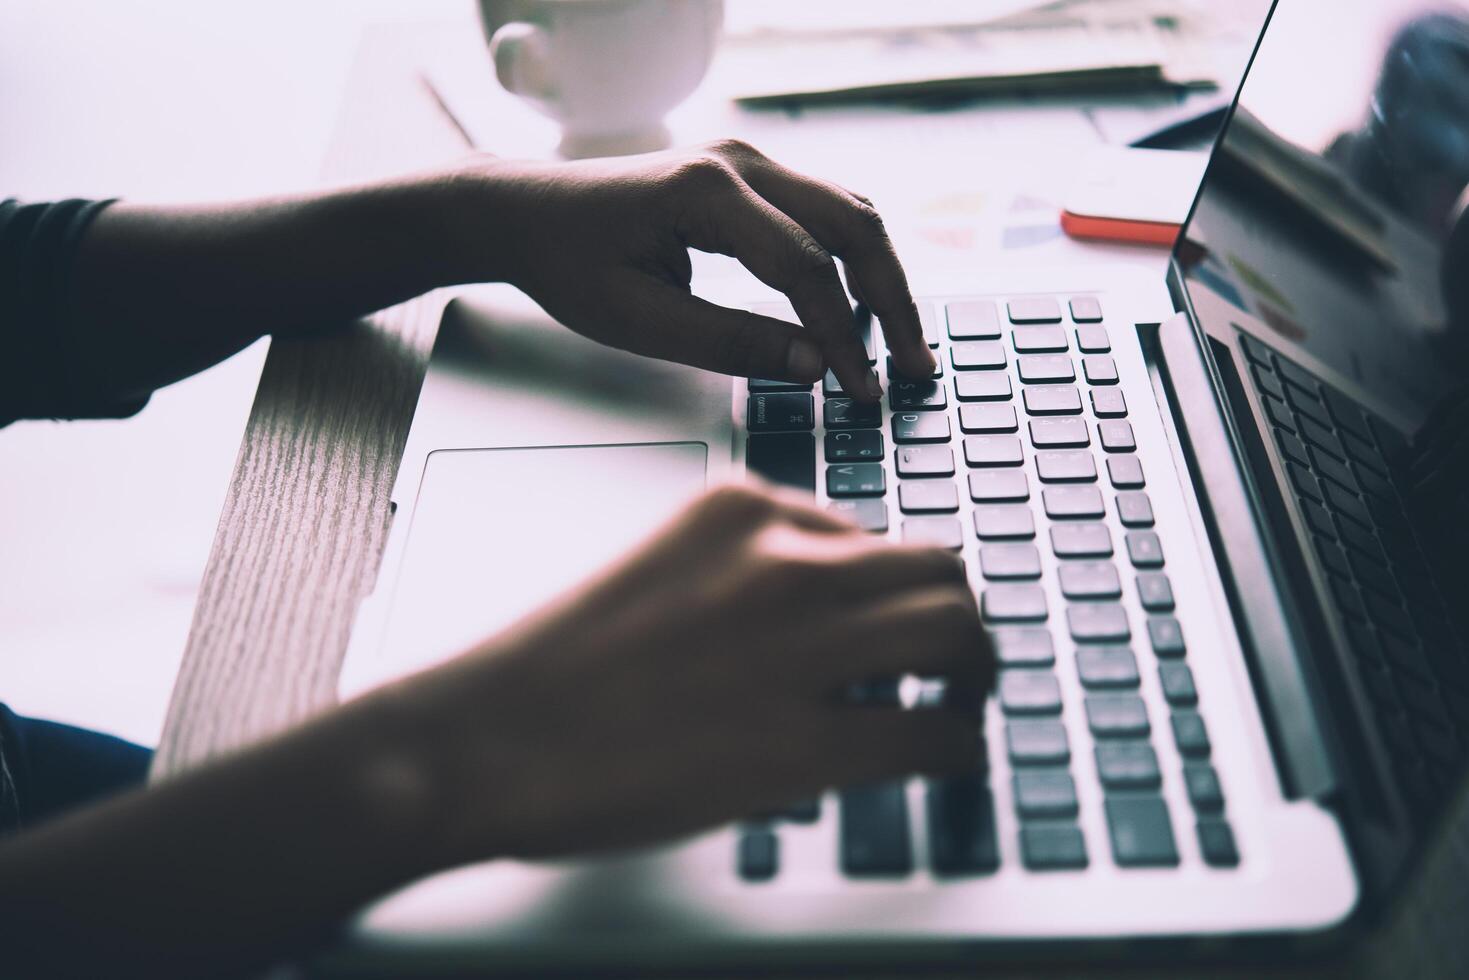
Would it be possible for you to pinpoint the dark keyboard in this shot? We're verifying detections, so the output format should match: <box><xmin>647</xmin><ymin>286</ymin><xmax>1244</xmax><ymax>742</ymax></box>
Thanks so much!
<box><xmin>1239</xmin><ymin>334</ymin><xmax>1469</xmax><ymax>812</ymax></box>
<box><xmin>736</xmin><ymin>295</ymin><xmax>1241</xmax><ymax>881</ymax></box>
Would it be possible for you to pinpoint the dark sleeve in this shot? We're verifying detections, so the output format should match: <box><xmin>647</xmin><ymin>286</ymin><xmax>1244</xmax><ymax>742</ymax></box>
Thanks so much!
<box><xmin>0</xmin><ymin>197</ymin><xmax>149</xmax><ymax>427</ymax></box>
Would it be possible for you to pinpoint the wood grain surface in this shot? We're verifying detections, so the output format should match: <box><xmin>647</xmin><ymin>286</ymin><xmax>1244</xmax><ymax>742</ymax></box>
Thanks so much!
<box><xmin>152</xmin><ymin>19</ymin><xmax>1468</xmax><ymax>980</ymax></box>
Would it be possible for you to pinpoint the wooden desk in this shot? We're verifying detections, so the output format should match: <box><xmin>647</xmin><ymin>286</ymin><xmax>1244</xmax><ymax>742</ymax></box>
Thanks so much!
<box><xmin>152</xmin><ymin>18</ymin><xmax>1469</xmax><ymax>980</ymax></box>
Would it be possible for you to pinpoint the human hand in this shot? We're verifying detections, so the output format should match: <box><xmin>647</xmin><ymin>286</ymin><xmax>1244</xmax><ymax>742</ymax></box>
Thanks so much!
<box><xmin>386</xmin><ymin>483</ymin><xmax>992</xmax><ymax>866</ymax></box>
<box><xmin>460</xmin><ymin>140</ymin><xmax>937</xmax><ymax>401</ymax></box>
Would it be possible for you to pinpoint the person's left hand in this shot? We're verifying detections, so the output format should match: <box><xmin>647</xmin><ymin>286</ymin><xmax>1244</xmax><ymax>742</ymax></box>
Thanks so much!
<box><xmin>455</xmin><ymin>140</ymin><xmax>936</xmax><ymax>401</ymax></box>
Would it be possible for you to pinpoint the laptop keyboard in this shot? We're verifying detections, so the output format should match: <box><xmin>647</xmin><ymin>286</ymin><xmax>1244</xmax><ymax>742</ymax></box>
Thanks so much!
<box><xmin>1238</xmin><ymin>334</ymin><xmax>1469</xmax><ymax>813</ymax></box>
<box><xmin>739</xmin><ymin>295</ymin><xmax>1240</xmax><ymax>881</ymax></box>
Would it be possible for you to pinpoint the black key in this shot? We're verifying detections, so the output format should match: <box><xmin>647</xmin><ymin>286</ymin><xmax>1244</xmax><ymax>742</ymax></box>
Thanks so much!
<box><xmin>1008</xmin><ymin>297</ymin><xmax>1063</xmax><ymax>323</ymax></box>
<box><xmin>1105</xmin><ymin>796</ymin><xmax>1179</xmax><ymax>867</ymax></box>
<box><xmin>1172</xmin><ymin>711</ymin><xmax>1211</xmax><ymax>757</ymax></box>
<box><xmin>1018</xmin><ymin>355</ymin><xmax>1075</xmax><ymax>384</ymax></box>
<box><xmin>780</xmin><ymin>799</ymin><xmax>821</xmax><ymax>823</ymax></box>
<box><xmin>825</xmin><ymin>429</ymin><xmax>884</xmax><ymax>463</ymax></box>
<box><xmin>1007</xmin><ymin>720</ymin><xmax>1070</xmax><ymax>764</ymax></box>
<box><xmin>1030</xmin><ymin>417</ymin><xmax>1090</xmax><ymax>449</ymax></box>
<box><xmin>1076</xmin><ymin>645</ymin><xmax>1139</xmax><ymax>688</ymax></box>
<box><xmin>1037</xmin><ymin>450</ymin><xmax>1097</xmax><ymax>483</ymax></box>
<box><xmin>1302</xmin><ymin>497</ymin><xmax>1336</xmax><ymax>538</ymax></box>
<box><xmin>982</xmin><ymin>584</ymin><xmax>1048</xmax><ymax>622</ymax></box>
<box><xmin>1350</xmin><ymin>551</ymin><xmax>1401</xmax><ymax>602</ymax></box>
<box><xmin>1197</xmin><ymin>818</ymin><xmax>1240</xmax><ymax>867</ymax></box>
<box><xmin>902</xmin><ymin>516</ymin><xmax>964</xmax><ymax>551</ymax></box>
<box><xmin>1095</xmin><ymin>742</ymin><xmax>1161</xmax><ymax>790</ymax></box>
<box><xmin>969</xmin><ymin>470</ymin><xmax>1029</xmax><ymax>502</ymax></box>
<box><xmin>947</xmin><ymin>300</ymin><xmax>1002</xmax><ymax>340</ymax></box>
<box><xmin>827</xmin><ymin>498</ymin><xmax>888</xmax><ymax>533</ymax></box>
<box><xmin>822</xmin><ymin>369</ymin><xmax>845</xmax><ymax>397</ymax></box>
<box><xmin>951</xmin><ymin>341</ymin><xmax>1008</xmax><ymax>371</ymax></box>
<box><xmin>1068</xmin><ymin>604</ymin><xmax>1131</xmax><ymax>642</ymax></box>
<box><xmin>1086</xmin><ymin>695</ymin><xmax>1150</xmax><ymax>737</ymax></box>
<box><xmin>1252</xmin><ymin>363</ymin><xmax>1286</xmax><ymax>400</ymax></box>
<box><xmin>1274</xmin><ymin>354</ymin><xmax>1319</xmax><ymax>396</ymax></box>
<box><xmin>1184</xmin><ymin>764</ymin><xmax>1225</xmax><ymax>813</ymax></box>
<box><xmin>1020</xmin><ymin>824</ymin><xmax>1088</xmax><ymax>870</ymax></box>
<box><xmin>1059</xmin><ymin>561</ymin><xmax>1121</xmax><ymax>599</ymax></box>
<box><xmin>927</xmin><ymin>776</ymin><xmax>1000</xmax><ymax>875</ymax></box>
<box><xmin>1012</xmin><ymin>326</ymin><xmax>1068</xmax><ymax>353</ymax></box>
<box><xmin>895</xmin><ymin>445</ymin><xmax>954</xmax><ymax>478</ymax></box>
<box><xmin>1322</xmin><ymin>480</ymin><xmax>1371</xmax><ymax>529</ymax></box>
<box><xmin>748</xmin><ymin>392</ymin><xmax>815</xmax><ymax>432</ymax></box>
<box><xmin>1238</xmin><ymin>332</ymin><xmax>1275</xmax><ymax>367</ymax></box>
<box><xmin>889</xmin><ymin>379</ymin><xmax>947</xmax><ymax>411</ymax></box>
<box><xmin>1024</xmin><ymin>386</ymin><xmax>1083</xmax><ymax>415</ymax></box>
<box><xmin>1076</xmin><ymin>324</ymin><xmax>1111</xmax><ymax>353</ymax></box>
<box><xmin>1116</xmin><ymin>491</ymin><xmax>1154</xmax><ymax>527</ymax></box>
<box><xmin>1314</xmin><ymin>535</ymin><xmax>1352</xmax><ymax>579</ymax></box>
<box><xmin>1070</xmin><ymin>296</ymin><xmax>1103</xmax><ymax>322</ymax></box>
<box><xmin>918</xmin><ymin>302</ymin><xmax>941</xmax><ymax>348</ymax></box>
<box><xmin>1043</xmin><ymin>486</ymin><xmax>1105</xmax><ymax>519</ymax></box>
<box><xmin>1107</xmin><ymin>455</ymin><xmax>1145</xmax><ymax>488</ymax></box>
<box><xmin>954</xmin><ymin>373</ymin><xmax>1012</xmax><ymax>401</ymax></box>
<box><xmin>1000</xmin><ymin>671</ymin><xmax>1063</xmax><ymax>714</ymax></box>
<box><xmin>889</xmin><ymin>353</ymin><xmax>941</xmax><ymax>381</ymax></box>
<box><xmin>1098</xmin><ymin>420</ymin><xmax>1136</xmax><ymax>453</ymax></box>
<box><xmin>992</xmin><ymin>628</ymin><xmax>1055</xmax><ymax>667</ymax></box>
<box><xmin>974</xmin><ymin>505</ymin><xmax>1035</xmax><ymax>540</ymax></box>
<box><xmin>1287</xmin><ymin>460</ymin><xmax>1323</xmax><ymax>502</ymax></box>
<box><xmin>1159</xmin><ymin>662</ymin><xmax>1197</xmax><ymax>705</ymax></box>
<box><xmin>980</xmin><ymin>542</ymin><xmax>1042</xmax><ymax>580</ymax></box>
<box><xmin>1298</xmin><ymin>415</ymin><xmax>1345</xmax><ymax>461</ymax></box>
<box><xmin>1083</xmin><ymin>356</ymin><xmax>1119</xmax><ymax>385</ymax></box>
<box><xmin>840</xmin><ymin>782</ymin><xmax>913</xmax><ymax>876</ymax></box>
<box><xmin>1337</xmin><ymin>518</ymin><xmax>1387</xmax><ymax>566</ymax></box>
<box><xmin>749</xmin><ymin>378</ymin><xmax>810</xmax><ymax>393</ymax></box>
<box><xmin>964</xmin><ymin>435</ymin><xmax>1025</xmax><ymax>467</ymax></box>
<box><xmin>1263</xmin><ymin>394</ymin><xmax>1296</xmax><ymax>433</ymax></box>
<box><xmin>827</xmin><ymin>463</ymin><xmax>885</xmax><ymax>497</ymax></box>
<box><xmin>738</xmin><ymin>828</ymin><xmax>779</xmax><ymax>881</ymax></box>
<box><xmin>1050</xmin><ymin>522</ymin><xmax>1112</xmax><ymax>558</ymax></box>
<box><xmin>1136</xmin><ymin>572</ymin><xmax>1175</xmax><ymax>611</ymax></box>
<box><xmin>1321</xmin><ymin>386</ymin><xmax>1371</xmax><ymax>442</ymax></box>
<box><xmin>824</xmin><ymin>397</ymin><xmax>882</xmax><ymax>430</ymax></box>
<box><xmin>1148</xmin><ymin>616</ymin><xmax>1187</xmax><ymax>658</ymax></box>
<box><xmin>1276</xmin><ymin>428</ymin><xmax>1310</xmax><ymax>466</ymax></box>
<box><xmin>959</xmin><ymin>404</ymin><xmax>1019</xmax><ymax>433</ymax></box>
<box><xmin>892</xmin><ymin>412</ymin><xmax>952</xmax><ymax>444</ymax></box>
<box><xmin>1341</xmin><ymin>428</ymin><xmax>1386</xmax><ymax>475</ymax></box>
<box><xmin>1311</xmin><ymin>446</ymin><xmax>1358</xmax><ymax>494</ymax></box>
<box><xmin>1126</xmin><ymin>530</ymin><xmax>1165</xmax><ymax>568</ymax></box>
<box><xmin>899</xmin><ymin>481</ymin><xmax>960</xmax><ymax>514</ymax></box>
<box><xmin>747</xmin><ymin>432</ymin><xmax>816</xmax><ymax>493</ymax></box>
<box><xmin>1090</xmin><ymin>388</ymin><xmax>1126</xmax><ymax>417</ymax></box>
<box><xmin>1013</xmin><ymin>770</ymin><xmax>1079</xmax><ymax>819</ymax></box>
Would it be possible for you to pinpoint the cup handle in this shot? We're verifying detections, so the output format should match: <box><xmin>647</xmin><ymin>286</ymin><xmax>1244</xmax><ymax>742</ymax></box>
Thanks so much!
<box><xmin>489</xmin><ymin>21</ymin><xmax>556</xmax><ymax>101</ymax></box>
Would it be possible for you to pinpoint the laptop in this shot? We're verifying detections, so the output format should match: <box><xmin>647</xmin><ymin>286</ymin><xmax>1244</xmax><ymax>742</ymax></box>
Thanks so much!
<box><xmin>327</xmin><ymin>0</ymin><xmax>1469</xmax><ymax>970</ymax></box>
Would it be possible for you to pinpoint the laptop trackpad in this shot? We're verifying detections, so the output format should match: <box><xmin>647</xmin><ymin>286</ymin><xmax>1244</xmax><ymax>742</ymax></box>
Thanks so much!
<box><xmin>371</xmin><ymin>442</ymin><xmax>708</xmax><ymax>684</ymax></box>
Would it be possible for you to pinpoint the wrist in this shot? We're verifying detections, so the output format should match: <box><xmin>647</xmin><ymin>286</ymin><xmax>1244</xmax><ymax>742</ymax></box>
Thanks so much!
<box><xmin>416</xmin><ymin>154</ymin><xmax>540</xmax><ymax>290</ymax></box>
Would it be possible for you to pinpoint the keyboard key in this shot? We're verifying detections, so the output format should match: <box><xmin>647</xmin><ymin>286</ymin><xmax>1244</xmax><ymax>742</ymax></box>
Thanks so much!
<box><xmin>1095</xmin><ymin>742</ymin><xmax>1161</xmax><ymax>790</ymax></box>
<box><xmin>827</xmin><ymin>498</ymin><xmax>888</xmax><ymax>533</ymax></box>
<box><xmin>1116</xmin><ymin>491</ymin><xmax>1154</xmax><ymax>527</ymax></box>
<box><xmin>1184</xmin><ymin>764</ymin><xmax>1225</xmax><ymax>813</ymax></box>
<box><xmin>1020</xmin><ymin>824</ymin><xmax>1088</xmax><ymax>870</ymax></box>
<box><xmin>1018</xmin><ymin>355</ymin><xmax>1075</xmax><ymax>384</ymax></box>
<box><xmin>1276</xmin><ymin>429</ymin><xmax>1310</xmax><ymax>466</ymax></box>
<box><xmin>918</xmin><ymin>302</ymin><xmax>941</xmax><ymax>347</ymax></box>
<box><xmin>888</xmin><ymin>353</ymin><xmax>941</xmax><ymax>381</ymax></box>
<box><xmin>778</xmin><ymin>799</ymin><xmax>820</xmax><ymax>823</ymax></box>
<box><xmin>825</xmin><ymin>429</ymin><xmax>884</xmax><ymax>463</ymax></box>
<box><xmin>982</xmin><ymin>584</ymin><xmax>1048</xmax><ymax>622</ymax></box>
<box><xmin>738</xmin><ymin>827</ymin><xmax>779</xmax><ymax>881</ymax></box>
<box><xmin>1126</xmin><ymin>530</ymin><xmax>1165</xmax><ymax>568</ymax></box>
<box><xmin>947</xmin><ymin>300</ymin><xmax>1002</xmax><ymax>340</ymax></box>
<box><xmin>1322</xmin><ymin>480</ymin><xmax>1370</xmax><ymax>529</ymax></box>
<box><xmin>1159</xmin><ymin>662</ymin><xmax>1197</xmax><ymax>705</ymax></box>
<box><xmin>927</xmin><ymin>776</ymin><xmax>1000</xmax><ymax>875</ymax></box>
<box><xmin>1076</xmin><ymin>324</ymin><xmax>1111</xmax><ymax>352</ymax></box>
<box><xmin>1298</xmin><ymin>415</ymin><xmax>1344</xmax><ymax>461</ymax></box>
<box><xmin>1086</xmin><ymin>695</ymin><xmax>1150</xmax><ymax>737</ymax></box>
<box><xmin>1252</xmin><ymin>362</ymin><xmax>1286</xmax><ymax>400</ymax></box>
<box><xmin>1263</xmin><ymin>394</ymin><xmax>1296</xmax><ymax>433</ymax></box>
<box><xmin>1197</xmin><ymin>818</ymin><xmax>1240</xmax><ymax>867</ymax></box>
<box><xmin>1007</xmin><ymin>720</ymin><xmax>1070</xmax><ymax>765</ymax></box>
<box><xmin>1014</xmin><ymin>770</ymin><xmax>1079</xmax><ymax>819</ymax></box>
<box><xmin>1321</xmin><ymin>386</ymin><xmax>1371</xmax><ymax>442</ymax></box>
<box><xmin>964</xmin><ymin>435</ymin><xmax>1024</xmax><ymax>467</ymax></box>
<box><xmin>1171</xmin><ymin>711</ymin><xmax>1211</xmax><ymax>757</ymax></box>
<box><xmin>1311</xmin><ymin>448</ymin><xmax>1358</xmax><ymax>496</ymax></box>
<box><xmin>892</xmin><ymin>412</ymin><xmax>952</xmax><ymax>444</ymax></box>
<box><xmin>1069</xmin><ymin>296</ymin><xmax>1103</xmax><ymax>322</ymax></box>
<box><xmin>959</xmin><ymin>404</ymin><xmax>1019</xmax><ymax>433</ymax></box>
<box><xmin>1083</xmin><ymin>356</ymin><xmax>1119</xmax><ymax>385</ymax></box>
<box><xmin>1107</xmin><ymin>455</ymin><xmax>1145</xmax><ymax>488</ymax></box>
<box><xmin>1012</xmin><ymin>326</ymin><xmax>1068</xmax><ymax>353</ymax></box>
<box><xmin>1030</xmin><ymin>417</ymin><xmax>1091</xmax><ymax>449</ymax></box>
<box><xmin>824</xmin><ymin>397</ymin><xmax>882</xmax><ymax>430</ymax></box>
<box><xmin>1024</xmin><ymin>386</ymin><xmax>1083</xmax><ymax>415</ymax></box>
<box><xmin>980</xmin><ymin>542</ymin><xmax>1042</xmax><ymax>580</ymax></box>
<box><xmin>748</xmin><ymin>378</ymin><xmax>810</xmax><ymax>393</ymax></box>
<box><xmin>1068</xmin><ymin>604</ymin><xmax>1131</xmax><ymax>642</ymax></box>
<box><xmin>840</xmin><ymin>783</ymin><xmax>913</xmax><ymax>876</ymax></box>
<box><xmin>902</xmin><ymin>516</ymin><xmax>964</xmax><ymax>551</ymax></box>
<box><xmin>1076</xmin><ymin>645</ymin><xmax>1139</xmax><ymax>688</ymax></box>
<box><xmin>1287</xmin><ymin>460</ymin><xmax>1323</xmax><ymax>502</ymax></box>
<box><xmin>1008</xmin><ymin>297</ymin><xmax>1063</xmax><ymax>324</ymax></box>
<box><xmin>827</xmin><ymin>463</ymin><xmax>885</xmax><ymax>497</ymax></box>
<box><xmin>992</xmin><ymin>628</ymin><xmax>1055</xmax><ymax>667</ymax></box>
<box><xmin>1059</xmin><ymin>561</ymin><xmax>1122</xmax><ymax>600</ymax></box>
<box><xmin>1238</xmin><ymin>332</ymin><xmax>1275</xmax><ymax>367</ymax></box>
<box><xmin>748</xmin><ymin>392</ymin><xmax>814</xmax><ymax>432</ymax></box>
<box><xmin>899</xmin><ymin>481</ymin><xmax>960</xmax><ymax>514</ymax></box>
<box><xmin>954</xmin><ymin>373</ymin><xmax>1012</xmax><ymax>401</ymax></box>
<box><xmin>1098</xmin><ymin>420</ymin><xmax>1136</xmax><ymax>453</ymax></box>
<box><xmin>1338</xmin><ymin>519</ymin><xmax>1387</xmax><ymax>566</ymax></box>
<box><xmin>1051</xmin><ymin>522</ymin><xmax>1113</xmax><ymax>558</ymax></box>
<box><xmin>1136</xmin><ymin>572</ymin><xmax>1175</xmax><ymax>611</ymax></box>
<box><xmin>1274</xmin><ymin>354</ymin><xmax>1319</xmax><ymax>396</ymax></box>
<box><xmin>1036</xmin><ymin>450</ymin><xmax>1097</xmax><ymax>483</ymax></box>
<box><xmin>895</xmin><ymin>445</ymin><xmax>954</xmax><ymax>478</ymax></box>
<box><xmin>969</xmin><ymin>470</ymin><xmax>1029</xmax><ymax>502</ymax></box>
<box><xmin>889</xmin><ymin>379</ymin><xmax>947</xmax><ymax>411</ymax></box>
<box><xmin>1043</xmin><ymin>486</ymin><xmax>1105</xmax><ymax>519</ymax></box>
<box><xmin>951</xmin><ymin>341</ymin><xmax>1007</xmax><ymax>371</ymax></box>
<box><xmin>1000</xmin><ymin>671</ymin><xmax>1063</xmax><ymax>714</ymax></box>
<box><xmin>1147</xmin><ymin>616</ymin><xmax>1187</xmax><ymax>658</ymax></box>
<box><xmin>822</xmin><ymin>369</ymin><xmax>845</xmax><ymax>396</ymax></box>
<box><xmin>974</xmin><ymin>505</ymin><xmax>1035</xmax><ymax>540</ymax></box>
<box><xmin>1090</xmin><ymin>388</ymin><xmax>1126</xmax><ymax>417</ymax></box>
<box><xmin>1286</xmin><ymin>384</ymin><xmax>1331</xmax><ymax>431</ymax></box>
<box><xmin>1105</xmin><ymin>796</ymin><xmax>1179</xmax><ymax>867</ymax></box>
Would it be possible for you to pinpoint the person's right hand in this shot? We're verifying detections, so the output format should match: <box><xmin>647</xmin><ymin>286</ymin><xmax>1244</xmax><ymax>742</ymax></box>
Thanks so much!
<box><xmin>383</xmin><ymin>483</ymin><xmax>994</xmax><ymax>868</ymax></box>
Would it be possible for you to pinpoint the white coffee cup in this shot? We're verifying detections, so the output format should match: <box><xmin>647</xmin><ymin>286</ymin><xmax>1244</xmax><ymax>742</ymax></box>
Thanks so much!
<box><xmin>479</xmin><ymin>0</ymin><xmax>724</xmax><ymax>159</ymax></box>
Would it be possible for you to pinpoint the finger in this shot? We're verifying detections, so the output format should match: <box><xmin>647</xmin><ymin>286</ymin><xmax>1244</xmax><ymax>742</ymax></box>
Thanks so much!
<box><xmin>828</xmin><ymin>544</ymin><xmax>970</xmax><ymax>599</ymax></box>
<box><xmin>824</xmin><ymin>709</ymin><xmax>984</xmax><ymax>785</ymax></box>
<box><xmin>821</xmin><ymin>586</ymin><xmax>992</xmax><ymax>689</ymax></box>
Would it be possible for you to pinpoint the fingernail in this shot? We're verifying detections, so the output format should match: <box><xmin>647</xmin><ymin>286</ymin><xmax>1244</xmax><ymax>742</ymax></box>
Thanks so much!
<box><xmin>865</xmin><ymin>370</ymin><xmax>883</xmax><ymax>400</ymax></box>
<box><xmin>785</xmin><ymin>338</ymin><xmax>823</xmax><ymax>381</ymax></box>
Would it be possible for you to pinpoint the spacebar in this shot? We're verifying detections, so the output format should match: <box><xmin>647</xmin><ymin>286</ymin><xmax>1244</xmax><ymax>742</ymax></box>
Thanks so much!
<box><xmin>746</xmin><ymin>432</ymin><xmax>815</xmax><ymax>495</ymax></box>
